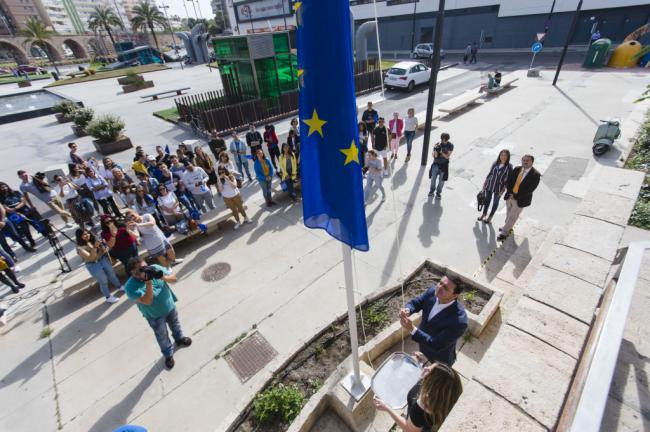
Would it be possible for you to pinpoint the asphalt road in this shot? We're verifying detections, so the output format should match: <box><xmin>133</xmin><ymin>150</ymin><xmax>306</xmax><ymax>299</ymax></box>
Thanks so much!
<box><xmin>370</xmin><ymin>51</ymin><xmax>586</xmax><ymax>119</ymax></box>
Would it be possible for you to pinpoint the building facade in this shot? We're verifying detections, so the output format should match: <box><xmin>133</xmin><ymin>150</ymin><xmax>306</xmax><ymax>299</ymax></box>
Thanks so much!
<box><xmin>211</xmin><ymin>0</ymin><xmax>231</xmax><ymax>30</ymax></box>
<box><xmin>225</xmin><ymin>0</ymin><xmax>649</xmax><ymax>50</ymax></box>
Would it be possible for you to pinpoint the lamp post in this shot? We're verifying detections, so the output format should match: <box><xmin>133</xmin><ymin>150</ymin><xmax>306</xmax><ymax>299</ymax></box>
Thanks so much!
<box><xmin>159</xmin><ymin>3</ymin><xmax>183</xmax><ymax>69</ymax></box>
<box><xmin>187</xmin><ymin>0</ymin><xmax>199</xmax><ymax>20</ymax></box>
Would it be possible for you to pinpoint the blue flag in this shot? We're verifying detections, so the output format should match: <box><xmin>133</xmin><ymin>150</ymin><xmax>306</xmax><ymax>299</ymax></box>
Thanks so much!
<box><xmin>297</xmin><ymin>0</ymin><xmax>369</xmax><ymax>251</ymax></box>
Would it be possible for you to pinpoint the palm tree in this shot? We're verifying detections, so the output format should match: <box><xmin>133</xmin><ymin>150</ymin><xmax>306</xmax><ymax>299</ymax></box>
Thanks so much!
<box><xmin>130</xmin><ymin>1</ymin><xmax>167</xmax><ymax>52</ymax></box>
<box><xmin>20</xmin><ymin>18</ymin><xmax>59</xmax><ymax>75</ymax></box>
<box><xmin>88</xmin><ymin>5</ymin><xmax>124</xmax><ymax>47</ymax></box>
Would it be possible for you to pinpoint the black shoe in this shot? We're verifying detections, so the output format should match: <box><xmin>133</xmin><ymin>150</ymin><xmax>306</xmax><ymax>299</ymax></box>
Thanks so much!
<box><xmin>176</xmin><ymin>336</ymin><xmax>192</xmax><ymax>347</ymax></box>
<box><xmin>165</xmin><ymin>356</ymin><xmax>175</xmax><ymax>369</ymax></box>
<box><xmin>16</xmin><ymin>282</ymin><xmax>25</xmax><ymax>289</ymax></box>
<box><xmin>435</xmin><ymin>193</ymin><xmax>442</xmax><ymax>199</ymax></box>
<box><xmin>428</xmin><ymin>191</ymin><xmax>434</xmax><ymax>197</ymax></box>
<box><xmin>266</xmin><ymin>201</ymin><xmax>273</xmax><ymax>208</ymax></box>
<box><xmin>26</xmin><ymin>247</ymin><xmax>37</xmax><ymax>253</ymax></box>
<box><xmin>497</xmin><ymin>234</ymin><xmax>507</xmax><ymax>242</ymax></box>
<box><xmin>11</xmin><ymin>287</ymin><xmax>19</xmax><ymax>294</ymax></box>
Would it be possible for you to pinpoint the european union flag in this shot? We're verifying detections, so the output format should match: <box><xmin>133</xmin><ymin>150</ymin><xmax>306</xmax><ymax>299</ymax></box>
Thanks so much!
<box><xmin>297</xmin><ymin>0</ymin><xmax>369</xmax><ymax>251</ymax></box>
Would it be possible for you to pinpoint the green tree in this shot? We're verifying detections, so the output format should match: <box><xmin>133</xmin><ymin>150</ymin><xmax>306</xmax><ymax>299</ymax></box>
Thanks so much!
<box><xmin>20</xmin><ymin>18</ymin><xmax>59</xmax><ymax>75</ymax></box>
<box><xmin>88</xmin><ymin>5</ymin><xmax>124</xmax><ymax>47</ymax></box>
<box><xmin>130</xmin><ymin>1</ymin><xmax>167</xmax><ymax>51</ymax></box>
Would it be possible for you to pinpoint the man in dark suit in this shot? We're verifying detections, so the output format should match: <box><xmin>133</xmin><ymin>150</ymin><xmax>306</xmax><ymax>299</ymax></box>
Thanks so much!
<box><xmin>399</xmin><ymin>276</ymin><xmax>468</xmax><ymax>366</ymax></box>
<box><xmin>498</xmin><ymin>154</ymin><xmax>541</xmax><ymax>242</ymax></box>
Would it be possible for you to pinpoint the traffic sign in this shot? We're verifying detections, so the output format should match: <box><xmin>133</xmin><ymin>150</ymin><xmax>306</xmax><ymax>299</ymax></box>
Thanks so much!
<box><xmin>532</xmin><ymin>42</ymin><xmax>543</xmax><ymax>53</ymax></box>
<box><xmin>536</xmin><ymin>32</ymin><xmax>546</xmax><ymax>42</ymax></box>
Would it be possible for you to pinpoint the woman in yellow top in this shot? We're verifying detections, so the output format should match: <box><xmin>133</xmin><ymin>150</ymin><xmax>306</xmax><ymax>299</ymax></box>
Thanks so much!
<box><xmin>279</xmin><ymin>143</ymin><xmax>298</xmax><ymax>203</ymax></box>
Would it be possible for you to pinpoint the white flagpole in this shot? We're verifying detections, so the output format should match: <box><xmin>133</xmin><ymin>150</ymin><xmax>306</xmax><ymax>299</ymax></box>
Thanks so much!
<box><xmin>341</xmin><ymin>243</ymin><xmax>370</xmax><ymax>400</ymax></box>
<box><xmin>372</xmin><ymin>0</ymin><xmax>385</xmax><ymax>97</ymax></box>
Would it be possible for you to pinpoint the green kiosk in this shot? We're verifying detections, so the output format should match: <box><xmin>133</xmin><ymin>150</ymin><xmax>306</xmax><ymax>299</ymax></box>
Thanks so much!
<box><xmin>212</xmin><ymin>31</ymin><xmax>298</xmax><ymax>101</ymax></box>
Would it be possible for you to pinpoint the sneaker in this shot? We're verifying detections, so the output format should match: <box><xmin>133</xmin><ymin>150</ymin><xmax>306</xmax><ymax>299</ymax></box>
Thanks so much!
<box><xmin>118</xmin><ymin>285</ymin><xmax>125</xmax><ymax>292</ymax></box>
<box><xmin>173</xmin><ymin>258</ymin><xmax>184</xmax><ymax>265</ymax></box>
<box><xmin>405</xmin><ymin>155</ymin><xmax>411</xmax><ymax>162</ymax></box>
<box><xmin>65</xmin><ymin>222</ymin><xmax>75</xmax><ymax>228</ymax></box>
<box><xmin>176</xmin><ymin>336</ymin><xmax>192</xmax><ymax>347</ymax></box>
<box><xmin>428</xmin><ymin>191</ymin><xmax>434</xmax><ymax>197</ymax></box>
<box><xmin>497</xmin><ymin>234</ymin><xmax>507</xmax><ymax>242</ymax></box>
<box><xmin>233</xmin><ymin>223</ymin><xmax>241</xmax><ymax>230</ymax></box>
<box><xmin>165</xmin><ymin>356</ymin><xmax>175</xmax><ymax>369</ymax></box>
<box><xmin>105</xmin><ymin>295</ymin><xmax>119</xmax><ymax>304</ymax></box>
<box><xmin>435</xmin><ymin>193</ymin><xmax>442</xmax><ymax>199</ymax></box>
<box><xmin>244</xmin><ymin>218</ymin><xmax>252</xmax><ymax>224</ymax></box>
<box><xmin>16</xmin><ymin>282</ymin><xmax>25</xmax><ymax>289</ymax></box>
<box><xmin>13</xmin><ymin>265</ymin><xmax>21</xmax><ymax>272</ymax></box>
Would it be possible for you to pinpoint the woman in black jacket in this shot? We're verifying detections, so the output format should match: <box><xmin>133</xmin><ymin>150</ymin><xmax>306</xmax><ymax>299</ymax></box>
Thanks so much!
<box><xmin>478</xmin><ymin>149</ymin><xmax>512</xmax><ymax>223</ymax></box>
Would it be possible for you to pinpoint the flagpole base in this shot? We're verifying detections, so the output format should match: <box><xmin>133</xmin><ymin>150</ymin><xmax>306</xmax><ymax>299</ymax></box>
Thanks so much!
<box><xmin>340</xmin><ymin>371</ymin><xmax>371</xmax><ymax>401</ymax></box>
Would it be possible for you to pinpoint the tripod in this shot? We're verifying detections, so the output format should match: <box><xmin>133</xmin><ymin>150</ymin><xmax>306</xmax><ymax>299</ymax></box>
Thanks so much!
<box><xmin>43</xmin><ymin>221</ymin><xmax>72</xmax><ymax>274</ymax></box>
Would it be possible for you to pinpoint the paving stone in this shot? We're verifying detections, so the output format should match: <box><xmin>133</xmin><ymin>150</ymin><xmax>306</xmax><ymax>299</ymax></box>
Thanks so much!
<box><xmin>473</xmin><ymin>325</ymin><xmax>576</xmax><ymax>429</ymax></box>
<box><xmin>439</xmin><ymin>380</ymin><xmax>546</xmax><ymax>432</ymax></box>
<box><xmin>507</xmin><ymin>297</ymin><xmax>589</xmax><ymax>359</ymax></box>
<box><xmin>559</xmin><ymin>215</ymin><xmax>624</xmax><ymax>261</ymax></box>
<box><xmin>599</xmin><ymin>395</ymin><xmax>650</xmax><ymax>432</ymax></box>
<box><xmin>591</xmin><ymin>166</ymin><xmax>645</xmax><ymax>200</ymax></box>
<box><xmin>525</xmin><ymin>267</ymin><xmax>602</xmax><ymax>324</ymax></box>
<box><xmin>542</xmin><ymin>244</ymin><xmax>611</xmax><ymax>287</ymax></box>
<box><xmin>575</xmin><ymin>191</ymin><xmax>636</xmax><ymax>226</ymax></box>
<box><xmin>608</xmin><ymin>339</ymin><xmax>650</xmax><ymax>420</ymax></box>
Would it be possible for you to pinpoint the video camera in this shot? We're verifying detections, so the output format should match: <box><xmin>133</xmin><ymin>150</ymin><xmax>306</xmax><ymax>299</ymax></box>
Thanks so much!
<box><xmin>141</xmin><ymin>265</ymin><xmax>164</xmax><ymax>281</ymax></box>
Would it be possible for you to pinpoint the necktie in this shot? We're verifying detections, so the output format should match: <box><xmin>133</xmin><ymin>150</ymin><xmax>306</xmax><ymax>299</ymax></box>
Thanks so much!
<box><xmin>513</xmin><ymin>169</ymin><xmax>525</xmax><ymax>194</ymax></box>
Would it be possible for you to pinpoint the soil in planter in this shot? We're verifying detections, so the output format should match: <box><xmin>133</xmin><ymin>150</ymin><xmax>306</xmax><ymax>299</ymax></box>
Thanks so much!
<box><xmin>234</xmin><ymin>262</ymin><xmax>485</xmax><ymax>432</ymax></box>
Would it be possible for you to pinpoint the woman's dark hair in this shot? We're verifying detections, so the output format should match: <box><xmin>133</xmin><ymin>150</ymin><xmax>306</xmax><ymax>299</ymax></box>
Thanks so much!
<box><xmin>281</xmin><ymin>143</ymin><xmax>293</xmax><ymax>155</ymax></box>
<box><xmin>494</xmin><ymin>149</ymin><xmax>511</xmax><ymax>166</ymax></box>
<box><xmin>135</xmin><ymin>186</ymin><xmax>150</xmax><ymax>207</ymax></box>
<box><xmin>358</xmin><ymin>122</ymin><xmax>366</xmax><ymax>132</ymax></box>
<box><xmin>288</xmin><ymin>129</ymin><xmax>296</xmax><ymax>137</ymax></box>
<box><xmin>32</xmin><ymin>173</ymin><xmax>51</xmax><ymax>194</ymax></box>
<box><xmin>75</xmin><ymin>228</ymin><xmax>95</xmax><ymax>246</ymax></box>
<box><xmin>419</xmin><ymin>363</ymin><xmax>463</xmax><ymax>427</ymax></box>
<box><xmin>0</xmin><ymin>182</ymin><xmax>14</xmax><ymax>196</ymax></box>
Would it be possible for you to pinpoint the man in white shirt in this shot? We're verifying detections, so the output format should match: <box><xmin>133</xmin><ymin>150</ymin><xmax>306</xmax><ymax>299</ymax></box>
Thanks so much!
<box><xmin>399</xmin><ymin>275</ymin><xmax>468</xmax><ymax>366</ymax></box>
<box><xmin>181</xmin><ymin>162</ymin><xmax>214</xmax><ymax>213</ymax></box>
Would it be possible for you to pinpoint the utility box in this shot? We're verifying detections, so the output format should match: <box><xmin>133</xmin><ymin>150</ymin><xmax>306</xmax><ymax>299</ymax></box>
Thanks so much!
<box><xmin>583</xmin><ymin>38</ymin><xmax>611</xmax><ymax>69</ymax></box>
<box><xmin>212</xmin><ymin>31</ymin><xmax>298</xmax><ymax>101</ymax></box>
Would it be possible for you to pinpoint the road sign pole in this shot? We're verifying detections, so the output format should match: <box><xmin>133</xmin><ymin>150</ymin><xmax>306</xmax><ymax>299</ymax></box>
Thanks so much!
<box><xmin>529</xmin><ymin>51</ymin><xmax>537</xmax><ymax>69</ymax></box>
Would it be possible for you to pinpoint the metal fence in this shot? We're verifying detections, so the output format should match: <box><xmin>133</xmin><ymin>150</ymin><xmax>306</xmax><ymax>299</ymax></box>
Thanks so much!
<box><xmin>175</xmin><ymin>59</ymin><xmax>383</xmax><ymax>135</ymax></box>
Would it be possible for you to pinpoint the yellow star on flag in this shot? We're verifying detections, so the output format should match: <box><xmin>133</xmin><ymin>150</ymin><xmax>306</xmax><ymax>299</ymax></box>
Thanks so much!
<box><xmin>303</xmin><ymin>109</ymin><xmax>327</xmax><ymax>137</ymax></box>
<box><xmin>340</xmin><ymin>140</ymin><xmax>360</xmax><ymax>165</ymax></box>
<box><xmin>293</xmin><ymin>1</ymin><xmax>302</xmax><ymax>12</ymax></box>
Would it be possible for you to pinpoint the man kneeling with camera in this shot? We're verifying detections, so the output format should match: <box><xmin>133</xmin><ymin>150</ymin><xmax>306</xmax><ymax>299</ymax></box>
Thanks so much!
<box><xmin>125</xmin><ymin>257</ymin><xmax>192</xmax><ymax>369</ymax></box>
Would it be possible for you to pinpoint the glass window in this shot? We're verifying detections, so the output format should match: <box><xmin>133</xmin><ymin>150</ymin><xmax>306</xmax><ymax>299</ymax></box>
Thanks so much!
<box><xmin>387</xmin><ymin>68</ymin><xmax>406</xmax><ymax>76</ymax></box>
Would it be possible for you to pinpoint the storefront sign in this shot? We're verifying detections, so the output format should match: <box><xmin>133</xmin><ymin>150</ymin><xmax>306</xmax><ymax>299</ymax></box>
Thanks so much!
<box><xmin>235</xmin><ymin>0</ymin><xmax>290</xmax><ymax>22</ymax></box>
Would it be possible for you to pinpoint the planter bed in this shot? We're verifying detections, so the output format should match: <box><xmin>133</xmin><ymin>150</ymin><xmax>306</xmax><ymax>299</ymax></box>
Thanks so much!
<box><xmin>71</xmin><ymin>125</ymin><xmax>87</xmax><ymax>137</ymax></box>
<box><xmin>228</xmin><ymin>261</ymin><xmax>502</xmax><ymax>432</ymax></box>
<box><xmin>92</xmin><ymin>136</ymin><xmax>133</xmax><ymax>155</ymax></box>
<box><xmin>122</xmin><ymin>80</ymin><xmax>154</xmax><ymax>93</ymax></box>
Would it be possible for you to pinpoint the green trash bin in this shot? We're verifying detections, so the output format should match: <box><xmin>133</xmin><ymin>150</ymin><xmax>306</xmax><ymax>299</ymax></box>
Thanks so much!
<box><xmin>583</xmin><ymin>38</ymin><xmax>611</xmax><ymax>68</ymax></box>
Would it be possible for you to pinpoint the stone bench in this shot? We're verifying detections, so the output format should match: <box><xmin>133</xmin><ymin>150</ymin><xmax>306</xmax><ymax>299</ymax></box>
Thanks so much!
<box><xmin>140</xmin><ymin>87</ymin><xmax>190</xmax><ymax>101</ymax></box>
<box><xmin>437</xmin><ymin>90</ymin><xmax>485</xmax><ymax>114</ymax></box>
<box><xmin>486</xmin><ymin>77</ymin><xmax>519</xmax><ymax>95</ymax></box>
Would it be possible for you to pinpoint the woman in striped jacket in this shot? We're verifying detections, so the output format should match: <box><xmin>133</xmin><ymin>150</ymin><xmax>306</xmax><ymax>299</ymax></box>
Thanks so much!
<box><xmin>478</xmin><ymin>149</ymin><xmax>512</xmax><ymax>223</ymax></box>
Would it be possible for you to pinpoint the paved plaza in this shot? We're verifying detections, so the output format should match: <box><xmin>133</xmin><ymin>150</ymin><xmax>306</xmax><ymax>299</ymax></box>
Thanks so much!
<box><xmin>0</xmin><ymin>57</ymin><xmax>648</xmax><ymax>431</ymax></box>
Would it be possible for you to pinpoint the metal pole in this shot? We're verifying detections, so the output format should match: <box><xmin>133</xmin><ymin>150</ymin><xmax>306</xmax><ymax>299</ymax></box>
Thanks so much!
<box><xmin>552</xmin><ymin>0</ymin><xmax>582</xmax><ymax>86</ymax></box>
<box><xmin>421</xmin><ymin>0</ymin><xmax>445</xmax><ymax>166</ymax></box>
<box><xmin>160</xmin><ymin>4</ymin><xmax>183</xmax><ymax>70</ymax></box>
<box><xmin>410</xmin><ymin>0</ymin><xmax>417</xmax><ymax>52</ymax></box>
<box><xmin>196</xmin><ymin>0</ymin><xmax>204</xmax><ymax>19</ymax></box>
<box><xmin>281</xmin><ymin>0</ymin><xmax>288</xmax><ymax>30</ymax></box>
<box><xmin>529</xmin><ymin>51</ymin><xmax>537</xmax><ymax>69</ymax></box>
<box><xmin>342</xmin><ymin>244</ymin><xmax>361</xmax><ymax>386</ymax></box>
<box><xmin>372</xmin><ymin>0</ymin><xmax>384</xmax><ymax>97</ymax></box>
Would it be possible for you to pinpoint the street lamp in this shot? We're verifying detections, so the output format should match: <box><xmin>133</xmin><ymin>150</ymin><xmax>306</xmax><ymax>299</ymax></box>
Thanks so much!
<box><xmin>186</xmin><ymin>0</ymin><xmax>199</xmax><ymax>20</ymax></box>
<box><xmin>159</xmin><ymin>3</ymin><xmax>183</xmax><ymax>69</ymax></box>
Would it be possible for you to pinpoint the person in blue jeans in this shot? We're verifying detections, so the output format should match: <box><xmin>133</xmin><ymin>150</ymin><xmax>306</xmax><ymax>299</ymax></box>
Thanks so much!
<box><xmin>478</xmin><ymin>149</ymin><xmax>512</xmax><ymax>224</ymax></box>
<box><xmin>428</xmin><ymin>133</ymin><xmax>454</xmax><ymax>199</ymax></box>
<box><xmin>75</xmin><ymin>228</ymin><xmax>123</xmax><ymax>304</ymax></box>
<box><xmin>229</xmin><ymin>132</ymin><xmax>253</xmax><ymax>182</ymax></box>
<box><xmin>253</xmin><ymin>149</ymin><xmax>276</xmax><ymax>207</ymax></box>
<box><xmin>125</xmin><ymin>257</ymin><xmax>192</xmax><ymax>369</ymax></box>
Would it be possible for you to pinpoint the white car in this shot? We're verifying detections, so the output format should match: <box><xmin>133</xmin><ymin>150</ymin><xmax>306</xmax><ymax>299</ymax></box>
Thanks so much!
<box><xmin>384</xmin><ymin>61</ymin><xmax>431</xmax><ymax>92</ymax></box>
<box><xmin>411</xmin><ymin>43</ymin><xmax>446</xmax><ymax>59</ymax></box>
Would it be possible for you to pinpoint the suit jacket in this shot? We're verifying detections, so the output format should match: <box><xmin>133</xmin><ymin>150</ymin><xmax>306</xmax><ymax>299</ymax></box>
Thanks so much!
<box><xmin>505</xmin><ymin>166</ymin><xmax>541</xmax><ymax>208</ymax></box>
<box><xmin>406</xmin><ymin>287</ymin><xmax>468</xmax><ymax>366</ymax></box>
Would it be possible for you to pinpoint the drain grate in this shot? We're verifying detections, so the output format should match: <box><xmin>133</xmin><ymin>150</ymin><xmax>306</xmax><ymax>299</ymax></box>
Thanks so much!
<box><xmin>201</xmin><ymin>262</ymin><xmax>231</xmax><ymax>282</ymax></box>
<box><xmin>225</xmin><ymin>332</ymin><xmax>277</xmax><ymax>382</ymax></box>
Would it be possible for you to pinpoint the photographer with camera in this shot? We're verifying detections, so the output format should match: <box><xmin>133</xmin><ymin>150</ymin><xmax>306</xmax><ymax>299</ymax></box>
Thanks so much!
<box><xmin>100</xmin><ymin>215</ymin><xmax>139</xmax><ymax>268</ymax></box>
<box><xmin>17</xmin><ymin>170</ymin><xmax>74</xmax><ymax>228</ymax></box>
<box><xmin>428</xmin><ymin>133</ymin><xmax>454</xmax><ymax>199</ymax></box>
<box><xmin>76</xmin><ymin>228</ymin><xmax>123</xmax><ymax>303</ymax></box>
<box><xmin>125</xmin><ymin>257</ymin><xmax>192</xmax><ymax>369</ymax></box>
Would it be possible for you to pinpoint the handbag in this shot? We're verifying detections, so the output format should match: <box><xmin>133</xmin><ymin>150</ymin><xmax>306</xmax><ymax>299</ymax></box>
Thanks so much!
<box><xmin>236</xmin><ymin>178</ymin><xmax>243</xmax><ymax>188</ymax></box>
<box><xmin>476</xmin><ymin>190</ymin><xmax>486</xmax><ymax>212</ymax></box>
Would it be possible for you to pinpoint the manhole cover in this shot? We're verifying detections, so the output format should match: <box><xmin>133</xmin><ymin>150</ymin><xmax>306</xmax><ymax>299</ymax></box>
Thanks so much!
<box><xmin>225</xmin><ymin>332</ymin><xmax>277</xmax><ymax>382</ymax></box>
<box><xmin>201</xmin><ymin>262</ymin><xmax>231</xmax><ymax>282</ymax></box>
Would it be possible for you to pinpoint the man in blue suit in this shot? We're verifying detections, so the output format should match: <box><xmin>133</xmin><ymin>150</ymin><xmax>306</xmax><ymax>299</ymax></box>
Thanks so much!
<box><xmin>399</xmin><ymin>275</ymin><xmax>468</xmax><ymax>366</ymax></box>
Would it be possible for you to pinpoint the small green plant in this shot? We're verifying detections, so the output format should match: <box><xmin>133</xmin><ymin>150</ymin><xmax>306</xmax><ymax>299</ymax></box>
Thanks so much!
<box><xmin>364</xmin><ymin>303</ymin><xmax>390</xmax><ymax>329</ymax></box>
<box><xmin>462</xmin><ymin>331</ymin><xmax>473</xmax><ymax>343</ymax></box>
<box><xmin>463</xmin><ymin>290</ymin><xmax>477</xmax><ymax>303</ymax></box>
<box><xmin>306</xmin><ymin>378</ymin><xmax>322</xmax><ymax>392</ymax></box>
<box><xmin>253</xmin><ymin>384</ymin><xmax>305</xmax><ymax>425</ymax></box>
<box><xmin>40</xmin><ymin>326</ymin><xmax>53</xmax><ymax>338</ymax></box>
<box><xmin>72</xmin><ymin>107</ymin><xmax>94</xmax><ymax>128</ymax></box>
<box><xmin>86</xmin><ymin>114</ymin><xmax>125</xmax><ymax>143</ymax></box>
<box><xmin>52</xmin><ymin>100</ymin><xmax>77</xmax><ymax>116</ymax></box>
<box><xmin>124</xmin><ymin>68</ymin><xmax>144</xmax><ymax>85</ymax></box>
<box><xmin>313</xmin><ymin>344</ymin><xmax>325</xmax><ymax>357</ymax></box>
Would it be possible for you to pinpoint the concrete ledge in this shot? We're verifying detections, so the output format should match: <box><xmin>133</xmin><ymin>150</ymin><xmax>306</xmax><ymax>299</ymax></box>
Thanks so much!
<box><xmin>559</xmin><ymin>215</ymin><xmax>624</xmax><ymax>262</ymax></box>
<box><xmin>542</xmin><ymin>243</ymin><xmax>611</xmax><ymax>287</ymax></box>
